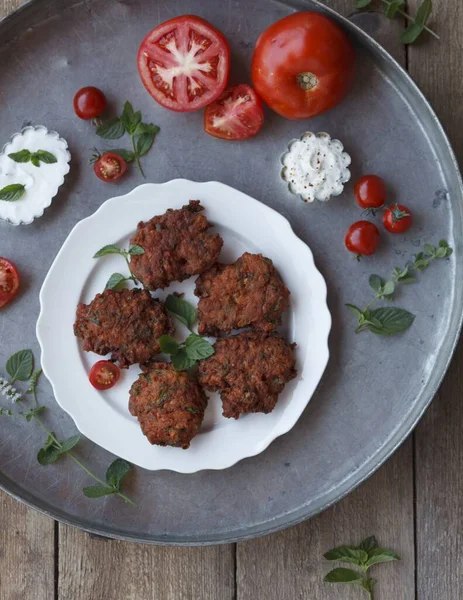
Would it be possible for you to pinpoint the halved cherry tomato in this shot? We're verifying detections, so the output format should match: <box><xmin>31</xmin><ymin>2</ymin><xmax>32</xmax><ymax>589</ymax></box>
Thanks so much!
<box><xmin>345</xmin><ymin>221</ymin><xmax>380</xmax><ymax>256</ymax></box>
<box><xmin>251</xmin><ymin>12</ymin><xmax>355</xmax><ymax>120</ymax></box>
<box><xmin>383</xmin><ymin>204</ymin><xmax>413</xmax><ymax>234</ymax></box>
<box><xmin>73</xmin><ymin>87</ymin><xmax>107</xmax><ymax>120</ymax></box>
<box><xmin>89</xmin><ymin>361</ymin><xmax>120</xmax><ymax>391</ymax></box>
<box><xmin>137</xmin><ymin>15</ymin><xmax>230</xmax><ymax>112</ymax></box>
<box><xmin>94</xmin><ymin>153</ymin><xmax>127</xmax><ymax>182</ymax></box>
<box><xmin>0</xmin><ymin>258</ymin><xmax>20</xmax><ymax>309</ymax></box>
<box><xmin>204</xmin><ymin>84</ymin><xmax>264</xmax><ymax>140</ymax></box>
<box><xmin>355</xmin><ymin>175</ymin><xmax>387</xmax><ymax>210</ymax></box>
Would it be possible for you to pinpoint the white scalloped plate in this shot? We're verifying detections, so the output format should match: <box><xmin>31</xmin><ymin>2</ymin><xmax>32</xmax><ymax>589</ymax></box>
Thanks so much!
<box><xmin>36</xmin><ymin>180</ymin><xmax>331</xmax><ymax>472</ymax></box>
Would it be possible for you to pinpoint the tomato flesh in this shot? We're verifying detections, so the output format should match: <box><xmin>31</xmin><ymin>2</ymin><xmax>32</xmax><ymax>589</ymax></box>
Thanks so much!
<box><xmin>204</xmin><ymin>84</ymin><xmax>264</xmax><ymax>140</ymax></box>
<box><xmin>345</xmin><ymin>221</ymin><xmax>380</xmax><ymax>256</ymax></box>
<box><xmin>73</xmin><ymin>86</ymin><xmax>107</xmax><ymax>120</ymax></box>
<box><xmin>0</xmin><ymin>258</ymin><xmax>20</xmax><ymax>309</ymax></box>
<box><xmin>383</xmin><ymin>204</ymin><xmax>413</xmax><ymax>234</ymax></box>
<box><xmin>89</xmin><ymin>361</ymin><xmax>120</xmax><ymax>391</ymax></box>
<box><xmin>94</xmin><ymin>153</ymin><xmax>127</xmax><ymax>182</ymax></box>
<box><xmin>138</xmin><ymin>15</ymin><xmax>230</xmax><ymax>112</ymax></box>
<box><xmin>251</xmin><ymin>12</ymin><xmax>355</xmax><ymax>120</ymax></box>
<box><xmin>355</xmin><ymin>175</ymin><xmax>387</xmax><ymax>209</ymax></box>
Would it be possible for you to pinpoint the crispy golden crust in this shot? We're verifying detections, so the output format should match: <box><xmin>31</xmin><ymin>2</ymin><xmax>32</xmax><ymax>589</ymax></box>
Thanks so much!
<box><xmin>129</xmin><ymin>363</ymin><xmax>207</xmax><ymax>449</ymax></box>
<box><xmin>129</xmin><ymin>200</ymin><xmax>223</xmax><ymax>290</ymax></box>
<box><xmin>74</xmin><ymin>288</ymin><xmax>172</xmax><ymax>368</ymax></box>
<box><xmin>198</xmin><ymin>331</ymin><xmax>297</xmax><ymax>419</ymax></box>
<box><xmin>194</xmin><ymin>253</ymin><xmax>290</xmax><ymax>336</ymax></box>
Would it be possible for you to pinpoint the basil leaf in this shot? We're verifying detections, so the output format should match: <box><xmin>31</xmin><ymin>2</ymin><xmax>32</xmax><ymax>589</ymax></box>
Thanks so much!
<box><xmin>324</xmin><ymin>568</ymin><xmax>364</xmax><ymax>584</ymax></box>
<box><xmin>6</xmin><ymin>349</ymin><xmax>34</xmax><ymax>382</ymax></box>
<box><xmin>105</xmin><ymin>458</ymin><xmax>131</xmax><ymax>490</ymax></box>
<box><xmin>0</xmin><ymin>183</ymin><xmax>26</xmax><ymax>202</ymax></box>
<box><xmin>158</xmin><ymin>335</ymin><xmax>180</xmax><ymax>356</ymax></box>
<box><xmin>134</xmin><ymin>122</ymin><xmax>160</xmax><ymax>136</ymax></box>
<box><xmin>359</xmin><ymin>535</ymin><xmax>378</xmax><ymax>553</ymax></box>
<box><xmin>171</xmin><ymin>349</ymin><xmax>197</xmax><ymax>372</ymax></box>
<box><xmin>111</xmin><ymin>149</ymin><xmax>135</xmax><ymax>163</ymax></box>
<box><xmin>83</xmin><ymin>485</ymin><xmax>116</xmax><ymax>498</ymax></box>
<box><xmin>128</xmin><ymin>245</ymin><xmax>145</xmax><ymax>256</ymax></box>
<box><xmin>59</xmin><ymin>434</ymin><xmax>81</xmax><ymax>454</ymax></box>
<box><xmin>368</xmin><ymin>307</ymin><xmax>415</xmax><ymax>335</ymax></box>
<box><xmin>121</xmin><ymin>102</ymin><xmax>140</xmax><ymax>133</ymax></box>
<box><xmin>165</xmin><ymin>295</ymin><xmax>196</xmax><ymax>329</ymax></box>
<box><xmin>135</xmin><ymin>133</ymin><xmax>155</xmax><ymax>157</ymax></box>
<box><xmin>34</xmin><ymin>150</ymin><xmax>57</xmax><ymax>164</ymax></box>
<box><xmin>8</xmin><ymin>149</ymin><xmax>31</xmax><ymax>163</ymax></box>
<box><xmin>365</xmin><ymin>548</ymin><xmax>400</xmax><ymax>568</ymax></box>
<box><xmin>385</xmin><ymin>0</ymin><xmax>404</xmax><ymax>18</ymax></box>
<box><xmin>185</xmin><ymin>334</ymin><xmax>214</xmax><ymax>360</ymax></box>
<box><xmin>96</xmin><ymin>117</ymin><xmax>125</xmax><ymax>140</ymax></box>
<box><xmin>369</xmin><ymin>274</ymin><xmax>384</xmax><ymax>293</ymax></box>
<box><xmin>324</xmin><ymin>547</ymin><xmax>369</xmax><ymax>566</ymax></box>
<box><xmin>30</xmin><ymin>155</ymin><xmax>41</xmax><ymax>167</ymax></box>
<box><xmin>105</xmin><ymin>273</ymin><xmax>127</xmax><ymax>290</ymax></box>
<box><xmin>93</xmin><ymin>244</ymin><xmax>122</xmax><ymax>258</ymax></box>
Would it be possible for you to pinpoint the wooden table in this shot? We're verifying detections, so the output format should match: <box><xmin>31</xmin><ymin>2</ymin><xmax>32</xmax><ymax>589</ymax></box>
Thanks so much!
<box><xmin>1</xmin><ymin>1</ymin><xmax>461</xmax><ymax>598</ymax></box>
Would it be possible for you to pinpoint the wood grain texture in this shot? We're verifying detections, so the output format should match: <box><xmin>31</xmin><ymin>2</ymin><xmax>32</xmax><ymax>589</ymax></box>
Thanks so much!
<box><xmin>408</xmin><ymin>1</ymin><xmax>463</xmax><ymax>598</ymax></box>
<box><xmin>58</xmin><ymin>524</ymin><xmax>235</xmax><ymax>600</ymax></box>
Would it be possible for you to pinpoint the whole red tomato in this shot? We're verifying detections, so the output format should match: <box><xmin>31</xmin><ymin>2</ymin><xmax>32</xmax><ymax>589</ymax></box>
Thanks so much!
<box><xmin>355</xmin><ymin>175</ymin><xmax>387</xmax><ymax>209</ymax></box>
<box><xmin>345</xmin><ymin>221</ymin><xmax>380</xmax><ymax>256</ymax></box>
<box><xmin>251</xmin><ymin>12</ymin><xmax>355</xmax><ymax>120</ymax></box>
<box><xmin>383</xmin><ymin>204</ymin><xmax>413</xmax><ymax>234</ymax></box>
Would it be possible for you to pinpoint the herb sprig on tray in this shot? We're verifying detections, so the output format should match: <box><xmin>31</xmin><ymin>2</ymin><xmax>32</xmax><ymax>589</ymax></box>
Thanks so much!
<box><xmin>9</xmin><ymin>149</ymin><xmax>57</xmax><ymax>167</ymax></box>
<box><xmin>93</xmin><ymin>243</ymin><xmax>145</xmax><ymax>290</ymax></box>
<box><xmin>0</xmin><ymin>183</ymin><xmax>26</xmax><ymax>202</ymax></box>
<box><xmin>95</xmin><ymin>101</ymin><xmax>160</xmax><ymax>177</ymax></box>
<box><xmin>355</xmin><ymin>0</ymin><xmax>439</xmax><ymax>44</ymax></box>
<box><xmin>347</xmin><ymin>240</ymin><xmax>452</xmax><ymax>336</ymax></box>
<box><xmin>0</xmin><ymin>350</ymin><xmax>134</xmax><ymax>504</ymax></box>
<box><xmin>324</xmin><ymin>535</ymin><xmax>400</xmax><ymax>598</ymax></box>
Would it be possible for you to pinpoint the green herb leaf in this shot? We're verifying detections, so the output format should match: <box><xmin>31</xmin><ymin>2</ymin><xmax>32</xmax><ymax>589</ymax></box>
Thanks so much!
<box><xmin>37</xmin><ymin>445</ymin><xmax>61</xmax><ymax>465</ymax></box>
<box><xmin>134</xmin><ymin>122</ymin><xmax>160</xmax><ymax>136</ymax></box>
<box><xmin>346</xmin><ymin>304</ymin><xmax>364</xmax><ymax>319</ymax></box>
<box><xmin>121</xmin><ymin>102</ymin><xmax>141</xmax><ymax>133</ymax></box>
<box><xmin>83</xmin><ymin>485</ymin><xmax>116</xmax><ymax>498</ymax></box>
<box><xmin>367</xmin><ymin>307</ymin><xmax>415</xmax><ymax>335</ymax></box>
<box><xmin>93</xmin><ymin>244</ymin><xmax>123</xmax><ymax>258</ymax></box>
<box><xmin>185</xmin><ymin>334</ymin><xmax>215</xmax><ymax>360</ymax></box>
<box><xmin>365</xmin><ymin>548</ymin><xmax>400</xmax><ymax>568</ymax></box>
<box><xmin>382</xmin><ymin>280</ymin><xmax>395</xmax><ymax>297</ymax></box>
<box><xmin>135</xmin><ymin>133</ymin><xmax>155</xmax><ymax>157</ymax></box>
<box><xmin>359</xmin><ymin>535</ymin><xmax>378</xmax><ymax>553</ymax></box>
<box><xmin>324</xmin><ymin>547</ymin><xmax>369</xmax><ymax>566</ymax></box>
<box><xmin>128</xmin><ymin>245</ymin><xmax>145</xmax><ymax>256</ymax></box>
<box><xmin>37</xmin><ymin>433</ymin><xmax>80</xmax><ymax>464</ymax></box>
<box><xmin>369</xmin><ymin>274</ymin><xmax>384</xmax><ymax>293</ymax></box>
<box><xmin>24</xmin><ymin>405</ymin><xmax>45</xmax><ymax>422</ymax></box>
<box><xmin>34</xmin><ymin>150</ymin><xmax>57</xmax><ymax>164</ymax></box>
<box><xmin>59</xmin><ymin>434</ymin><xmax>81</xmax><ymax>454</ymax></box>
<box><xmin>105</xmin><ymin>273</ymin><xmax>128</xmax><ymax>290</ymax></box>
<box><xmin>110</xmin><ymin>149</ymin><xmax>135</xmax><ymax>163</ymax></box>
<box><xmin>6</xmin><ymin>349</ymin><xmax>34</xmax><ymax>382</ymax></box>
<box><xmin>385</xmin><ymin>0</ymin><xmax>405</xmax><ymax>19</ymax></box>
<box><xmin>96</xmin><ymin>117</ymin><xmax>126</xmax><ymax>140</ymax></box>
<box><xmin>8</xmin><ymin>149</ymin><xmax>31</xmax><ymax>163</ymax></box>
<box><xmin>401</xmin><ymin>0</ymin><xmax>433</xmax><ymax>44</ymax></box>
<box><xmin>165</xmin><ymin>294</ymin><xmax>196</xmax><ymax>329</ymax></box>
<box><xmin>171</xmin><ymin>349</ymin><xmax>197</xmax><ymax>371</ymax></box>
<box><xmin>27</xmin><ymin>368</ymin><xmax>42</xmax><ymax>394</ymax></box>
<box><xmin>30</xmin><ymin>155</ymin><xmax>41</xmax><ymax>167</ymax></box>
<box><xmin>0</xmin><ymin>183</ymin><xmax>26</xmax><ymax>202</ymax></box>
<box><xmin>105</xmin><ymin>458</ymin><xmax>131</xmax><ymax>490</ymax></box>
<box><xmin>324</xmin><ymin>568</ymin><xmax>364</xmax><ymax>584</ymax></box>
<box><xmin>158</xmin><ymin>335</ymin><xmax>181</xmax><ymax>356</ymax></box>
<box><xmin>355</xmin><ymin>0</ymin><xmax>372</xmax><ymax>7</ymax></box>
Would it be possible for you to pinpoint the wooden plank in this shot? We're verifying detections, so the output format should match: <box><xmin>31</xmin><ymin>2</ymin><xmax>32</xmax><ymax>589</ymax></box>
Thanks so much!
<box><xmin>58</xmin><ymin>524</ymin><xmax>235</xmax><ymax>600</ymax></box>
<box><xmin>237</xmin><ymin>3</ymin><xmax>415</xmax><ymax>598</ymax></box>
<box><xmin>408</xmin><ymin>1</ymin><xmax>463</xmax><ymax>598</ymax></box>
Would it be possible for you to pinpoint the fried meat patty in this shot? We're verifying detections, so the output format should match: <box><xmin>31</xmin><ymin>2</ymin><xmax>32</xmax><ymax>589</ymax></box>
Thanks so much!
<box><xmin>74</xmin><ymin>288</ymin><xmax>172</xmax><ymax>368</ymax></box>
<box><xmin>129</xmin><ymin>200</ymin><xmax>223</xmax><ymax>290</ymax></box>
<box><xmin>195</xmin><ymin>253</ymin><xmax>290</xmax><ymax>336</ymax></box>
<box><xmin>129</xmin><ymin>363</ymin><xmax>207</xmax><ymax>448</ymax></box>
<box><xmin>198</xmin><ymin>331</ymin><xmax>297</xmax><ymax>419</ymax></box>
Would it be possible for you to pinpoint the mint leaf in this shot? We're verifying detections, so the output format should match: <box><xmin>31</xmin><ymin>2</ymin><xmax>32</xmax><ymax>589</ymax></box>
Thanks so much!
<box><xmin>83</xmin><ymin>485</ymin><xmax>116</xmax><ymax>498</ymax></box>
<box><xmin>8</xmin><ymin>149</ymin><xmax>31</xmax><ymax>163</ymax></box>
<box><xmin>171</xmin><ymin>349</ymin><xmax>196</xmax><ymax>371</ymax></box>
<box><xmin>365</xmin><ymin>548</ymin><xmax>400</xmax><ymax>568</ymax></box>
<box><xmin>105</xmin><ymin>273</ymin><xmax>128</xmax><ymax>290</ymax></box>
<box><xmin>105</xmin><ymin>458</ymin><xmax>131</xmax><ymax>490</ymax></box>
<box><xmin>34</xmin><ymin>150</ymin><xmax>57</xmax><ymax>164</ymax></box>
<box><xmin>158</xmin><ymin>335</ymin><xmax>181</xmax><ymax>356</ymax></box>
<box><xmin>59</xmin><ymin>434</ymin><xmax>81</xmax><ymax>453</ymax></box>
<box><xmin>24</xmin><ymin>405</ymin><xmax>45</xmax><ymax>422</ymax></box>
<box><xmin>110</xmin><ymin>149</ymin><xmax>135</xmax><ymax>163</ymax></box>
<box><xmin>136</xmin><ymin>133</ymin><xmax>155</xmax><ymax>157</ymax></box>
<box><xmin>6</xmin><ymin>349</ymin><xmax>34</xmax><ymax>382</ymax></box>
<box><xmin>121</xmin><ymin>102</ymin><xmax>140</xmax><ymax>133</ymax></box>
<box><xmin>30</xmin><ymin>155</ymin><xmax>41</xmax><ymax>167</ymax></box>
<box><xmin>359</xmin><ymin>536</ymin><xmax>378</xmax><ymax>553</ymax></box>
<box><xmin>324</xmin><ymin>546</ymin><xmax>368</xmax><ymax>566</ymax></box>
<box><xmin>185</xmin><ymin>334</ymin><xmax>214</xmax><ymax>360</ymax></box>
<box><xmin>128</xmin><ymin>245</ymin><xmax>145</xmax><ymax>256</ymax></box>
<box><xmin>96</xmin><ymin>117</ymin><xmax>125</xmax><ymax>140</ymax></box>
<box><xmin>93</xmin><ymin>244</ymin><xmax>123</xmax><ymax>258</ymax></box>
<box><xmin>324</xmin><ymin>568</ymin><xmax>364</xmax><ymax>584</ymax></box>
<box><xmin>165</xmin><ymin>295</ymin><xmax>196</xmax><ymax>329</ymax></box>
<box><xmin>0</xmin><ymin>183</ymin><xmax>26</xmax><ymax>202</ymax></box>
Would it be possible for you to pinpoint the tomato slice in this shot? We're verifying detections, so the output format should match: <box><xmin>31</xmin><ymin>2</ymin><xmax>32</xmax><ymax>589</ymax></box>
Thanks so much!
<box><xmin>94</xmin><ymin>153</ymin><xmax>127</xmax><ymax>182</ymax></box>
<box><xmin>89</xmin><ymin>361</ymin><xmax>121</xmax><ymax>391</ymax></box>
<box><xmin>204</xmin><ymin>84</ymin><xmax>264</xmax><ymax>140</ymax></box>
<box><xmin>0</xmin><ymin>258</ymin><xmax>20</xmax><ymax>309</ymax></box>
<box><xmin>138</xmin><ymin>15</ymin><xmax>230</xmax><ymax>112</ymax></box>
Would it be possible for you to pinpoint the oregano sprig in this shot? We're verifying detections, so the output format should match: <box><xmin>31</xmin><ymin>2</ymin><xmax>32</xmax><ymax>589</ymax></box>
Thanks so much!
<box><xmin>347</xmin><ymin>240</ymin><xmax>452</xmax><ymax>336</ymax></box>
<box><xmin>0</xmin><ymin>350</ymin><xmax>134</xmax><ymax>505</ymax></box>
<box><xmin>93</xmin><ymin>243</ymin><xmax>145</xmax><ymax>290</ymax></box>
<box><xmin>324</xmin><ymin>535</ymin><xmax>400</xmax><ymax>599</ymax></box>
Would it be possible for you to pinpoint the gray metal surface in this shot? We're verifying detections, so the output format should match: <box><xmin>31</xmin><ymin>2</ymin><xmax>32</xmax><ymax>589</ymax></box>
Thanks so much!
<box><xmin>0</xmin><ymin>0</ymin><xmax>461</xmax><ymax>545</ymax></box>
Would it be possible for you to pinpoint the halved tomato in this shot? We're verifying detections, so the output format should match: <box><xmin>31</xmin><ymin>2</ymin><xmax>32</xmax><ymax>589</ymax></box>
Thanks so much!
<box><xmin>0</xmin><ymin>258</ymin><xmax>20</xmax><ymax>309</ymax></box>
<box><xmin>137</xmin><ymin>15</ymin><xmax>230</xmax><ymax>112</ymax></box>
<box><xmin>89</xmin><ymin>361</ymin><xmax>120</xmax><ymax>391</ymax></box>
<box><xmin>204</xmin><ymin>84</ymin><xmax>264</xmax><ymax>140</ymax></box>
<box><xmin>93</xmin><ymin>153</ymin><xmax>127</xmax><ymax>182</ymax></box>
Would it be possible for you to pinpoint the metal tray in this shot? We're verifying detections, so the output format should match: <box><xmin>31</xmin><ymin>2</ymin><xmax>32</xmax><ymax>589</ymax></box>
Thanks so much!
<box><xmin>0</xmin><ymin>0</ymin><xmax>461</xmax><ymax>545</ymax></box>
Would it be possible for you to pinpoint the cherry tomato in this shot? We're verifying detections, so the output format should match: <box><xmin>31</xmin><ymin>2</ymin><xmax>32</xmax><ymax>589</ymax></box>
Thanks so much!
<box><xmin>0</xmin><ymin>258</ymin><xmax>20</xmax><ymax>309</ymax></box>
<box><xmin>89</xmin><ymin>361</ymin><xmax>120</xmax><ymax>391</ymax></box>
<box><xmin>355</xmin><ymin>175</ymin><xmax>387</xmax><ymax>209</ymax></box>
<box><xmin>204</xmin><ymin>84</ymin><xmax>264</xmax><ymax>140</ymax></box>
<box><xmin>138</xmin><ymin>15</ymin><xmax>230</xmax><ymax>112</ymax></box>
<box><xmin>94</xmin><ymin>153</ymin><xmax>127</xmax><ymax>182</ymax></box>
<box><xmin>345</xmin><ymin>221</ymin><xmax>380</xmax><ymax>256</ymax></box>
<box><xmin>251</xmin><ymin>12</ymin><xmax>355</xmax><ymax>120</ymax></box>
<box><xmin>383</xmin><ymin>204</ymin><xmax>413</xmax><ymax>234</ymax></box>
<box><xmin>73</xmin><ymin>86</ymin><xmax>107</xmax><ymax>120</ymax></box>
